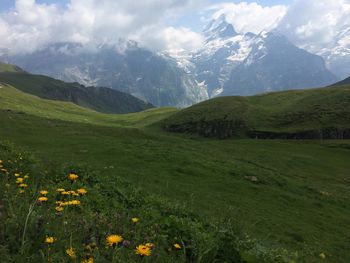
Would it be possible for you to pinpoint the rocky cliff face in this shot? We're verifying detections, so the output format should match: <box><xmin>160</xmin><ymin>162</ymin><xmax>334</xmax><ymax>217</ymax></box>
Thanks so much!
<box><xmin>191</xmin><ymin>15</ymin><xmax>337</xmax><ymax>97</ymax></box>
<box><xmin>2</xmin><ymin>42</ymin><xmax>208</xmax><ymax>107</ymax></box>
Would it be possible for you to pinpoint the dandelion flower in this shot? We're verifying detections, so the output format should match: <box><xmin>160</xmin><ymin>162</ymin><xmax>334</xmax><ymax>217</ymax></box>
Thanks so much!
<box><xmin>40</xmin><ymin>190</ymin><xmax>49</xmax><ymax>195</ymax></box>
<box><xmin>135</xmin><ymin>245</ymin><xmax>151</xmax><ymax>256</ymax></box>
<box><xmin>174</xmin><ymin>243</ymin><xmax>181</xmax><ymax>249</ymax></box>
<box><xmin>45</xmin><ymin>236</ymin><xmax>55</xmax><ymax>244</ymax></box>
<box><xmin>24</xmin><ymin>175</ymin><xmax>29</xmax><ymax>179</ymax></box>
<box><xmin>56</xmin><ymin>188</ymin><xmax>65</xmax><ymax>193</ymax></box>
<box><xmin>38</xmin><ymin>196</ymin><xmax>48</xmax><ymax>202</ymax></box>
<box><xmin>14</xmin><ymin>173</ymin><xmax>20</xmax><ymax>177</ymax></box>
<box><xmin>77</xmin><ymin>188</ymin><xmax>88</xmax><ymax>195</ymax></box>
<box><xmin>70</xmin><ymin>200</ymin><xmax>81</xmax><ymax>205</ymax></box>
<box><xmin>55</xmin><ymin>206</ymin><xmax>64</xmax><ymax>212</ymax></box>
<box><xmin>81</xmin><ymin>257</ymin><xmax>94</xmax><ymax>263</ymax></box>
<box><xmin>106</xmin><ymin>235</ymin><xmax>123</xmax><ymax>246</ymax></box>
<box><xmin>66</xmin><ymin>247</ymin><xmax>76</xmax><ymax>258</ymax></box>
<box><xmin>16</xmin><ymin>178</ymin><xmax>24</xmax><ymax>184</ymax></box>
<box><xmin>61</xmin><ymin>191</ymin><xmax>70</xmax><ymax>195</ymax></box>
<box><xmin>68</xmin><ymin>173</ymin><xmax>79</xmax><ymax>182</ymax></box>
<box><xmin>19</xmin><ymin>183</ymin><xmax>28</xmax><ymax>188</ymax></box>
<box><xmin>131</xmin><ymin>217</ymin><xmax>140</xmax><ymax>223</ymax></box>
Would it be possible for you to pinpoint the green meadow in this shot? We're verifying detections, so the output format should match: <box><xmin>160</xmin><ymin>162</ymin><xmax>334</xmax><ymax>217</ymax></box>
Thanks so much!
<box><xmin>0</xmin><ymin>82</ymin><xmax>350</xmax><ymax>262</ymax></box>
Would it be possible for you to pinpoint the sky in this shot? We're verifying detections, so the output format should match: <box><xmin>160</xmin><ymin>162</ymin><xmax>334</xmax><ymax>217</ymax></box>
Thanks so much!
<box><xmin>0</xmin><ymin>0</ymin><xmax>349</xmax><ymax>54</ymax></box>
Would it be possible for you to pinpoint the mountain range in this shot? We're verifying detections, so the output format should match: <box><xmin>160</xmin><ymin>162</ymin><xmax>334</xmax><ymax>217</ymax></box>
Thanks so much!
<box><xmin>1</xmin><ymin>14</ymin><xmax>346</xmax><ymax>107</ymax></box>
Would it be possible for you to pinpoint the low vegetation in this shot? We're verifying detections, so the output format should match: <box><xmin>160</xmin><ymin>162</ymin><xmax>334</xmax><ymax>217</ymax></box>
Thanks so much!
<box><xmin>163</xmin><ymin>85</ymin><xmax>350</xmax><ymax>139</ymax></box>
<box><xmin>0</xmin><ymin>142</ymin><xmax>303</xmax><ymax>262</ymax></box>
<box><xmin>0</xmin><ymin>76</ymin><xmax>349</xmax><ymax>262</ymax></box>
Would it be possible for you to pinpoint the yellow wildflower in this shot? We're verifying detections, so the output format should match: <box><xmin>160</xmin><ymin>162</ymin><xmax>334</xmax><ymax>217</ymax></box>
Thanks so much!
<box><xmin>77</xmin><ymin>188</ymin><xmax>88</xmax><ymax>195</ymax></box>
<box><xmin>57</xmin><ymin>188</ymin><xmax>65</xmax><ymax>193</ymax></box>
<box><xmin>81</xmin><ymin>257</ymin><xmax>94</xmax><ymax>263</ymax></box>
<box><xmin>174</xmin><ymin>243</ymin><xmax>181</xmax><ymax>249</ymax></box>
<box><xmin>14</xmin><ymin>173</ymin><xmax>20</xmax><ymax>177</ymax></box>
<box><xmin>24</xmin><ymin>175</ymin><xmax>29</xmax><ymax>179</ymax></box>
<box><xmin>38</xmin><ymin>196</ymin><xmax>48</xmax><ymax>202</ymax></box>
<box><xmin>40</xmin><ymin>190</ymin><xmax>49</xmax><ymax>195</ymax></box>
<box><xmin>135</xmin><ymin>245</ymin><xmax>151</xmax><ymax>256</ymax></box>
<box><xmin>70</xmin><ymin>200</ymin><xmax>81</xmax><ymax>205</ymax></box>
<box><xmin>19</xmin><ymin>190</ymin><xmax>25</xmax><ymax>194</ymax></box>
<box><xmin>55</xmin><ymin>206</ymin><xmax>64</xmax><ymax>212</ymax></box>
<box><xmin>19</xmin><ymin>183</ymin><xmax>28</xmax><ymax>188</ymax></box>
<box><xmin>61</xmin><ymin>191</ymin><xmax>70</xmax><ymax>195</ymax></box>
<box><xmin>66</xmin><ymin>247</ymin><xmax>76</xmax><ymax>259</ymax></box>
<box><xmin>131</xmin><ymin>217</ymin><xmax>140</xmax><ymax>223</ymax></box>
<box><xmin>45</xmin><ymin>237</ymin><xmax>55</xmax><ymax>244</ymax></box>
<box><xmin>69</xmin><ymin>190</ymin><xmax>79</xmax><ymax>196</ymax></box>
<box><xmin>106</xmin><ymin>235</ymin><xmax>123</xmax><ymax>246</ymax></box>
<box><xmin>68</xmin><ymin>173</ymin><xmax>79</xmax><ymax>182</ymax></box>
<box><xmin>16</xmin><ymin>178</ymin><xmax>24</xmax><ymax>184</ymax></box>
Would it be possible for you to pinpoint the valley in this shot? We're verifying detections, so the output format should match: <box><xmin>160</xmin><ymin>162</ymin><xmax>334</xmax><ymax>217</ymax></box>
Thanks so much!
<box><xmin>0</xmin><ymin>78</ymin><xmax>350</xmax><ymax>262</ymax></box>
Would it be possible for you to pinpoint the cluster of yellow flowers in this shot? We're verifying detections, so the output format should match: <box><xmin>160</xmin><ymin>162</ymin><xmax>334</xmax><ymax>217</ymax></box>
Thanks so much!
<box><xmin>15</xmin><ymin>172</ymin><xmax>30</xmax><ymax>193</ymax></box>
<box><xmin>38</xmin><ymin>190</ymin><xmax>49</xmax><ymax>202</ymax></box>
<box><xmin>2</xmin><ymin>163</ymin><xmax>183</xmax><ymax>261</ymax></box>
<box><xmin>0</xmin><ymin>160</ymin><xmax>7</xmax><ymax>174</ymax></box>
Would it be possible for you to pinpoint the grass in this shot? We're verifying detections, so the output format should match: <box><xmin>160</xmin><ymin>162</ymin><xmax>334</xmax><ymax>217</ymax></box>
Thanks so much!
<box><xmin>2</xmin><ymin>142</ymin><xmax>263</xmax><ymax>263</ymax></box>
<box><xmin>0</xmin><ymin>83</ymin><xmax>350</xmax><ymax>262</ymax></box>
<box><xmin>0</xmin><ymin>62</ymin><xmax>21</xmax><ymax>73</ymax></box>
<box><xmin>163</xmin><ymin>85</ymin><xmax>350</xmax><ymax>136</ymax></box>
<box><xmin>0</xmin><ymin>71</ymin><xmax>153</xmax><ymax>114</ymax></box>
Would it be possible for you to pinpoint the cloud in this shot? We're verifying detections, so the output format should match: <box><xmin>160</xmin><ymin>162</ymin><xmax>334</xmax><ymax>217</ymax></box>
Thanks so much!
<box><xmin>0</xmin><ymin>0</ymin><xmax>203</xmax><ymax>54</ymax></box>
<box><xmin>276</xmin><ymin>0</ymin><xmax>350</xmax><ymax>52</ymax></box>
<box><xmin>1</xmin><ymin>0</ymin><xmax>350</xmax><ymax>56</ymax></box>
<box><xmin>133</xmin><ymin>26</ymin><xmax>204</xmax><ymax>52</ymax></box>
<box><xmin>205</xmin><ymin>2</ymin><xmax>288</xmax><ymax>34</ymax></box>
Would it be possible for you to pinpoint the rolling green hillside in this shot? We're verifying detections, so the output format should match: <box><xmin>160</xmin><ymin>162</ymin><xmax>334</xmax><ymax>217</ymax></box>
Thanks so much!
<box><xmin>0</xmin><ymin>62</ymin><xmax>25</xmax><ymax>73</ymax></box>
<box><xmin>163</xmin><ymin>85</ymin><xmax>350</xmax><ymax>139</ymax></box>
<box><xmin>0</xmin><ymin>62</ymin><xmax>153</xmax><ymax>114</ymax></box>
<box><xmin>0</xmin><ymin>84</ymin><xmax>176</xmax><ymax>128</ymax></box>
<box><xmin>0</xmin><ymin>77</ymin><xmax>350</xmax><ymax>262</ymax></box>
<box><xmin>333</xmin><ymin>76</ymin><xmax>350</xmax><ymax>86</ymax></box>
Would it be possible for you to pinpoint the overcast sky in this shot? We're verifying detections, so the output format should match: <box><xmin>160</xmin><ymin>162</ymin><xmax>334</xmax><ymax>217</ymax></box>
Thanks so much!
<box><xmin>0</xmin><ymin>0</ymin><xmax>349</xmax><ymax>54</ymax></box>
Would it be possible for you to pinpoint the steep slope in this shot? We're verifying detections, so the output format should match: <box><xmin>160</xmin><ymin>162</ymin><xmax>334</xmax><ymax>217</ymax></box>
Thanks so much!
<box><xmin>223</xmin><ymin>32</ymin><xmax>337</xmax><ymax>95</ymax></box>
<box><xmin>0</xmin><ymin>62</ymin><xmax>25</xmax><ymax>73</ymax></box>
<box><xmin>0</xmin><ymin>67</ymin><xmax>153</xmax><ymax>114</ymax></box>
<box><xmin>2</xmin><ymin>42</ymin><xmax>208</xmax><ymax>107</ymax></box>
<box><xmin>191</xmin><ymin>15</ymin><xmax>337</xmax><ymax>97</ymax></box>
<box><xmin>0</xmin><ymin>83</ymin><xmax>176</xmax><ymax>127</ymax></box>
<box><xmin>163</xmin><ymin>85</ymin><xmax>350</xmax><ymax>139</ymax></box>
<box><xmin>332</xmin><ymin>76</ymin><xmax>350</xmax><ymax>86</ymax></box>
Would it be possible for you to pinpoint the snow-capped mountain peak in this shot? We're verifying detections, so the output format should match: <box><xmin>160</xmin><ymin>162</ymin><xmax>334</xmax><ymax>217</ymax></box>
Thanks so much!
<box><xmin>203</xmin><ymin>14</ymin><xmax>237</xmax><ymax>42</ymax></box>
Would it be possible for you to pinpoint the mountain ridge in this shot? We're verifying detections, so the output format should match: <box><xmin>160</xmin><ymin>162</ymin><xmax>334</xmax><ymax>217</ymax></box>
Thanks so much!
<box><xmin>0</xmin><ymin>62</ymin><xmax>153</xmax><ymax>114</ymax></box>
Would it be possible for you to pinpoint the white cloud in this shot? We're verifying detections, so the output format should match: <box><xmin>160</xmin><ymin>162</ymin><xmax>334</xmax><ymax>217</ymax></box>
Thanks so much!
<box><xmin>277</xmin><ymin>0</ymin><xmax>350</xmax><ymax>52</ymax></box>
<box><xmin>0</xmin><ymin>0</ymin><xmax>203</xmax><ymax>54</ymax></box>
<box><xmin>206</xmin><ymin>2</ymin><xmax>288</xmax><ymax>34</ymax></box>
<box><xmin>133</xmin><ymin>26</ymin><xmax>204</xmax><ymax>52</ymax></box>
<box><xmin>1</xmin><ymin>0</ymin><xmax>350</xmax><ymax>56</ymax></box>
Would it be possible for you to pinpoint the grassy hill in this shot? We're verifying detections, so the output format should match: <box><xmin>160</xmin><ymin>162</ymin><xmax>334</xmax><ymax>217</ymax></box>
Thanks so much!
<box><xmin>0</xmin><ymin>61</ymin><xmax>25</xmax><ymax>73</ymax></box>
<box><xmin>0</xmin><ymin>62</ymin><xmax>153</xmax><ymax>114</ymax></box>
<box><xmin>163</xmin><ymin>85</ymin><xmax>350</xmax><ymax>139</ymax></box>
<box><xmin>0</xmin><ymin>80</ymin><xmax>350</xmax><ymax>262</ymax></box>
<box><xmin>333</xmin><ymin>76</ymin><xmax>350</xmax><ymax>86</ymax></box>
